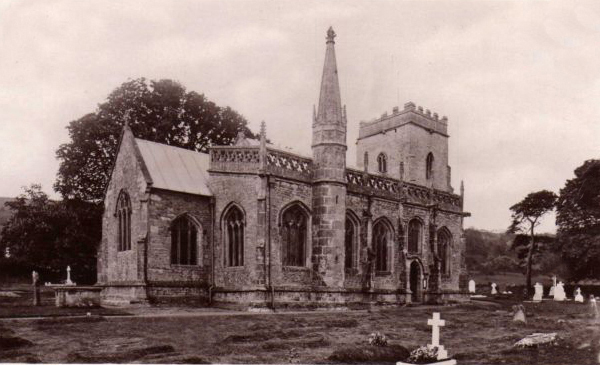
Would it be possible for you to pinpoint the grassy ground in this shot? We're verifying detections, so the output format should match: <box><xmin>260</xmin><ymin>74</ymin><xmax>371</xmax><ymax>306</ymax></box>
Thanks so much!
<box><xmin>0</xmin><ymin>298</ymin><xmax>599</xmax><ymax>364</ymax></box>
<box><xmin>0</xmin><ymin>287</ymin><xmax>129</xmax><ymax>318</ymax></box>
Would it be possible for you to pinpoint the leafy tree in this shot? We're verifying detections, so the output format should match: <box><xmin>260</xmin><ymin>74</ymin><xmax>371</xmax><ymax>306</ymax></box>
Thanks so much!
<box><xmin>508</xmin><ymin>190</ymin><xmax>557</xmax><ymax>293</ymax></box>
<box><xmin>55</xmin><ymin>78</ymin><xmax>256</xmax><ymax>202</ymax></box>
<box><xmin>511</xmin><ymin>233</ymin><xmax>555</xmax><ymax>273</ymax></box>
<box><xmin>0</xmin><ymin>185</ymin><xmax>101</xmax><ymax>284</ymax></box>
<box><xmin>556</xmin><ymin>159</ymin><xmax>600</xmax><ymax>280</ymax></box>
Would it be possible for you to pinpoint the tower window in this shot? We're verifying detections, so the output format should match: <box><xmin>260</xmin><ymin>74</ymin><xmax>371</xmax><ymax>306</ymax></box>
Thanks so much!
<box><xmin>426</xmin><ymin>153</ymin><xmax>434</xmax><ymax>180</ymax></box>
<box><xmin>408</xmin><ymin>219</ymin><xmax>422</xmax><ymax>254</ymax></box>
<box><xmin>377</xmin><ymin>153</ymin><xmax>387</xmax><ymax>173</ymax></box>
<box><xmin>364</xmin><ymin>152</ymin><xmax>369</xmax><ymax>172</ymax></box>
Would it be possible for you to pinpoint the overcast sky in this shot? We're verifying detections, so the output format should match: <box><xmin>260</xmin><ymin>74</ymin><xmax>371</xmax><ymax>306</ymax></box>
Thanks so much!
<box><xmin>1</xmin><ymin>0</ymin><xmax>599</xmax><ymax>232</ymax></box>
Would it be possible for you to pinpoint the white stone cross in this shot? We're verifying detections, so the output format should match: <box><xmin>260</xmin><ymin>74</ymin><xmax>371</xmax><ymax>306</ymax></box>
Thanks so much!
<box><xmin>428</xmin><ymin>312</ymin><xmax>445</xmax><ymax>347</ymax></box>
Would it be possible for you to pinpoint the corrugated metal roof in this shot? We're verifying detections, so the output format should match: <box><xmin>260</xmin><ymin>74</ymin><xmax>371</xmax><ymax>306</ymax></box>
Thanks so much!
<box><xmin>135</xmin><ymin>139</ymin><xmax>212</xmax><ymax>196</ymax></box>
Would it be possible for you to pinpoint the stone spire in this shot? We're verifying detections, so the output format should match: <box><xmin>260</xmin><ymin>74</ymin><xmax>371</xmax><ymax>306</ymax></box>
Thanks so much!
<box><xmin>316</xmin><ymin>26</ymin><xmax>343</xmax><ymax>127</ymax></box>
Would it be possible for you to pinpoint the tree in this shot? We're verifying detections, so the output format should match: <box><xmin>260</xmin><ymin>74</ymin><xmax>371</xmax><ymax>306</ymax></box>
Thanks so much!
<box><xmin>0</xmin><ymin>185</ymin><xmax>101</xmax><ymax>284</ymax></box>
<box><xmin>55</xmin><ymin>78</ymin><xmax>256</xmax><ymax>202</ymax></box>
<box><xmin>556</xmin><ymin>159</ymin><xmax>600</xmax><ymax>280</ymax></box>
<box><xmin>508</xmin><ymin>190</ymin><xmax>557</xmax><ymax>293</ymax></box>
<box><xmin>510</xmin><ymin>233</ymin><xmax>555</xmax><ymax>273</ymax></box>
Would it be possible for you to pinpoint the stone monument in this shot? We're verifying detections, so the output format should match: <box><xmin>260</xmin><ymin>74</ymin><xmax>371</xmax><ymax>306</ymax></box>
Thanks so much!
<box><xmin>549</xmin><ymin>275</ymin><xmax>557</xmax><ymax>297</ymax></box>
<box><xmin>491</xmin><ymin>283</ymin><xmax>498</xmax><ymax>295</ymax></box>
<box><xmin>533</xmin><ymin>282</ymin><xmax>543</xmax><ymax>302</ymax></box>
<box><xmin>427</xmin><ymin>312</ymin><xmax>449</xmax><ymax>360</ymax></box>
<box><xmin>32</xmin><ymin>270</ymin><xmax>40</xmax><ymax>306</ymax></box>
<box><xmin>468</xmin><ymin>279</ymin><xmax>476</xmax><ymax>293</ymax></box>
<box><xmin>574</xmin><ymin>287</ymin><xmax>584</xmax><ymax>303</ymax></box>
<box><xmin>554</xmin><ymin>281</ymin><xmax>566</xmax><ymax>301</ymax></box>
<box><xmin>512</xmin><ymin>304</ymin><xmax>526</xmax><ymax>323</ymax></box>
<box><xmin>65</xmin><ymin>265</ymin><xmax>75</xmax><ymax>286</ymax></box>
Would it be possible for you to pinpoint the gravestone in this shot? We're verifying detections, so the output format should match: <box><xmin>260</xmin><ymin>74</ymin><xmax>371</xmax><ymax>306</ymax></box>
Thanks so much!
<box><xmin>549</xmin><ymin>275</ymin><xmax>557</xmax><ymax>297</ymax></box>
<box><xmin>32</xmin><ymin>271</ymin><xmax>40</xmax><ymax>306</ymax></box>
<box><xmin>468</xmin><ymin>279</ymin><xmax>476</xmax><ymax>293</ymax></box>
<box><xmin>554</xmin><ymin>281</ymin><xmax>566</xmax><ymax>301</ymax></box>
<box><xmin>574</xmin><ymin>287</ymin><xmax>584</xmax><ymax>303</ymax></box>
<box><xmin>427</xmin><ymin>312</ymin><xmax>449</xmax><ymax>360</ymax></box>
<box><xmin>591</xmin><ymin>295</ymin><xmax>599</xmax><ymax>319</ymax></box>
<box><xmin>512</xmin><ymin>304</ymin><xmax>526</xmax><ymax>323</ymax></box>
<box><xmin>491</xmin><ymin>283</ymin><xmax>498</xmax><ymax>295</ymax></box>
<box><xmin>533</xmin><ymin>282</ymin><xmax>543</xmax><ymax>302</ymax></box>
<box><xmin>65</xmin><ymin>265</ymin><xmax>75</xmax><ymax>286</ymax></box>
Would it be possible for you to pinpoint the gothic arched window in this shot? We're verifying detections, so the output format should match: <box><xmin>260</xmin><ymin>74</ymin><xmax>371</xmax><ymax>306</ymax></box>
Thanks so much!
<box><xmin>281</xmin><ymin>205</ymin><xmax>308</xmax><ymax>267</ymax></box>
<box><xmin>373</xmin><ymin>220</ymin><xmax>391</xmax><ymax>271</ymax></box>
<box><xmin>345</xmin><ymin>213</ymin><xmax>359</xmax><ymax>270</ymax></box>
<box><xmin>116</xmin><ymin>191</ymin><xmax>131</xmax><ymax>251</ymax></box>
<box><xmin>224</xmin><ymin>206</ymin><xmax>245</xmax><ymax>267</ymax></box>
<box><xmin>377</xmin><ymin>153</ymin><xmax>387</xmax><ymax>173</ymax></box>
<box><xmin>408</xmin><ymin>219</ymin><xmax>422</xmax><ymax>254</ymax></box>
<box><xmin>437</xmin><ymin>228</ymin><xmax>451</xmax><ymax>276</ymax></box>
<box><xmin>426</xmin><ymin>153</ymin><xmax>434</xmax><ymax>180</ymax></box>
<box><xmin>171</xmin><ymin>215</ymin><xmax>198</xmax><ymax>265</ymax></box>
<box><xmin>364</xmin><ymin>152</ymin><xmax>369</xmax><ymax>172</ymax></box>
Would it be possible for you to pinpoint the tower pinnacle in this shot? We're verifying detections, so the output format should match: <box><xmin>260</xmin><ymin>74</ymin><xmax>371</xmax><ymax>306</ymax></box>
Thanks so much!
<box><xmin>326</xmin><ymin>26</ymin><xmax>336</xmax><ymax>43</ymax></box>
<box><xmin>316</xmin><ymin>27</ymin><xmax>343</xmax><ymax>128</ymax></box>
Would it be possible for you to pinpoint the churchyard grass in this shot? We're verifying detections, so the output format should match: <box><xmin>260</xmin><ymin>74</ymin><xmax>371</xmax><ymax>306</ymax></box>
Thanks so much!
<box><xmin>1</xmin><ymin>297</ymin><xmax>599</xmax><ymax>364</ymax></box>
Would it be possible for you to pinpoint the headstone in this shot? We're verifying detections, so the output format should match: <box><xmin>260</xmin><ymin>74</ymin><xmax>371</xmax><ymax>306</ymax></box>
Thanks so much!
<box><xmin>512</xmin><ymin>304</ymin><xmax>526</xmax><ymax>323</ymax></box>
<box><xmin>590</xmin><ymin>295</ymin><xmax>599</xmax><ymax>319</ymax></box>
<box><xmin>491</xmin><ymin>283</ymin><xmax>498</xmax><ymax>295</ymax></box>
<box><xmin>575</xmin><ymin>287</ymin><xmax>584</xmax><ymax>303</ymax></box>
<box><xmin>31</xmin><ymin>271</ymin><xmax>40</xmax><ymax>306</ymax></box>
<box><xmin>427</xmin><ymin>312</ymin><xmax>449</xmax><ymax>360</ymax></box>
<box><xmin>549</xmin><ymin>276</ymin><xmax>557</xmax><ymax>297</ymax></box>
<box><xmin>554</xmin><ymin>281</ymin><xmax>566</xmax><ymax>301</ymax></box>
<box><xmin>468</xmin><ymin>279</ymin><xmax>476</xmax><ymax>293</ymax></box>
<box><xmin>65</xmin><ymin>265</ymin><xmax>75</xmax><ymax>286</ymax></box>
<box><xmin>533</xmin><ymin>282</ymin><xmax>543</xmax><ymax>302</ymax></box>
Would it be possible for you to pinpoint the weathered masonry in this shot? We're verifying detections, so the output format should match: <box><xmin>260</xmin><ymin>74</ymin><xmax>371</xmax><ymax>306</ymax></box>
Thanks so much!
<box><xmin>97</xmin><ymin>27</ymin><xmax>470</xmax><ymax>309</ymax></box>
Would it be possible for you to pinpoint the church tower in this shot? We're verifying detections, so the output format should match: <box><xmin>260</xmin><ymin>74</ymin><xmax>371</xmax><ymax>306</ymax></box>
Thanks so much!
<box><xmin>312</xmin><ymin>27</ymin><xmax>347</xmax><ymax>287</ymax></box>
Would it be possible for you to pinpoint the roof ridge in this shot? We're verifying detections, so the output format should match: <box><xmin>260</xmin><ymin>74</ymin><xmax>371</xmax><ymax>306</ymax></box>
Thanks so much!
<box><xmin>134</xmin><ymin>138</ymin><xmax>209</xmax><ymax>155</ymax></box>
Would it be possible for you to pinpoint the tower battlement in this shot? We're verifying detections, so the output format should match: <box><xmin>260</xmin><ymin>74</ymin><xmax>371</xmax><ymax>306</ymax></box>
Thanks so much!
<box><xmin>358</xmin><ymin>101</ymin><xmax>448</xmax><ymax>140</ymax></box>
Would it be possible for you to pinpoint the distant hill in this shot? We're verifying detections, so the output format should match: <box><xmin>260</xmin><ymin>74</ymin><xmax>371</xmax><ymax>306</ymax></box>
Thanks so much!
<box><xmin>465</xmin><ymin>228</ymin><xmax>518</xmax><ymax>273</ymax></box>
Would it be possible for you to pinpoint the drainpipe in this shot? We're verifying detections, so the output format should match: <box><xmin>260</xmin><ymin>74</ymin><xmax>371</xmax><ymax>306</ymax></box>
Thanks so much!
<box><xmin>266</xmin><ymin>175</ymin><xmax>275</xmax><ymax>310</ymax></box>
<box><xmin>209</xmin><ymin>197</ymin><xmax>216</xmax><ymax>305</ymax></box>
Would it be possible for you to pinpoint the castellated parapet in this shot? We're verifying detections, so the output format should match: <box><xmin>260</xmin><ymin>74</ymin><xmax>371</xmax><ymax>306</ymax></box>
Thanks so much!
<box><xmin>358</xmin><ymin>101</ymin><xmax>448</xmax><ymax>140</ymax></box>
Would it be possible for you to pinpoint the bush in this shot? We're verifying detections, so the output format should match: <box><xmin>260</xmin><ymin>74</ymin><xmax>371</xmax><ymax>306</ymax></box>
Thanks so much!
<box><xmin>367</xmin><ymin>332</ymin><xmax>388</xmax><ymax>346</ymax></box>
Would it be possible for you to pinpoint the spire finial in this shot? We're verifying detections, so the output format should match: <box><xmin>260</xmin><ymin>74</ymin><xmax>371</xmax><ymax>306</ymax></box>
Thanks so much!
<box><xmin>326</xmin><ymin>26</ymin><xmax>336</xmax><ymax>44</ymax></box>
<box><xmin>460</xmin><ymin>180</ymin><xmax>464</xmax><ymax>197</ymax></box>
<box><xmin>123</xmin><ymin>109</ymin><xmax>131</xmax><ymax>128</ymax></box>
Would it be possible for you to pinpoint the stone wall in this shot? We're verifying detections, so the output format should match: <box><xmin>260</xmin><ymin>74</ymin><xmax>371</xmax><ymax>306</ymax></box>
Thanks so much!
<box><xmin>146</xmin><ymin>189</ymin><xmax>212</xmax><ymax>288</ymax></box>
<box><xmin>98</xmin><ymin>129</ymin><xmax>148</xmax><ymax>286</ymax></box>
<box><xmin>210</xmin><ymin>172</ymin><xmax>263</xmax><ymax>289</ymax></box>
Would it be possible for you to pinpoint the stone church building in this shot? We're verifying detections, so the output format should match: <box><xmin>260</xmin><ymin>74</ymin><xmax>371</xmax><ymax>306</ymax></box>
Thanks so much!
<box><xmin>97</xmin><ymin>28</ymin><xmax>469</xmax><ymax>308</ymax></box>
